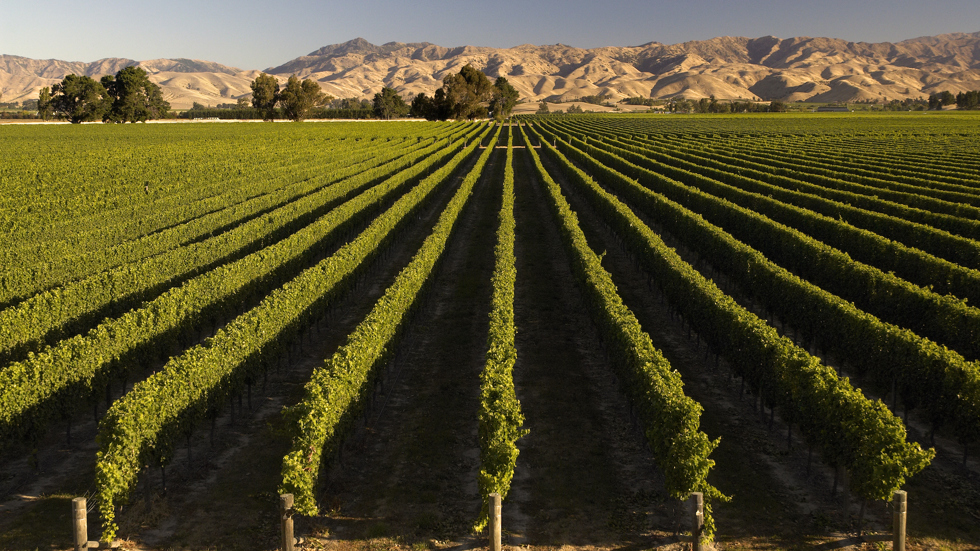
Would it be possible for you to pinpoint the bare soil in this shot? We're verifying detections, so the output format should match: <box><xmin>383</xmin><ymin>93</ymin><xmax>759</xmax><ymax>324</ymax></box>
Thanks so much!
<box><xmin>537</xmin><ymin>141</ymin><xmax>980</xmax><ymax>551</ymax></box>
<box><xmin>2</xmin><ymin>129</ymin><xmax>978</xmax><ymax>551</ymax></box>
<box><xmin>0</xmin><ymin>144</ymin><xmax>484</xmax><ymax>551</ymax></box>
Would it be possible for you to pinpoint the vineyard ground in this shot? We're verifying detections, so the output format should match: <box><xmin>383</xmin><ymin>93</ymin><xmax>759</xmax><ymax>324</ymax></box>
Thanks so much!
<box><xmin>1</xmin><ymin>120</ymin><xmax>979</xmax><ymax>551</ymax></box>
<box><xmin>535</xmin><ymin>137</ymin><xmax>980</xmax><ymax>550</ymax></box>
<box><xmin>0</xmin><ymin>134</ymin><xmax>485</xmax><ymax>550</ymax></box>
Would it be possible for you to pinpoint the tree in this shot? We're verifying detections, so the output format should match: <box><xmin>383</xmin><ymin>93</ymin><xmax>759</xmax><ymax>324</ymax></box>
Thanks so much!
<box><xmin>536</xmin><ymin>102</ymin><xmax>550</xmax><ymax>114</ymax></box>
<box><xmin>956</xmin><ymin>90</ymin><xmax>980</xmax><ymax>110</ymax></box>
<box><xmin>489</xmin><ymin>77</ymin><xmax>520</xmax><ymax>121</ymax></box>
<box><xmin>443</xmin><ymin>64</ymin><xmax>493</xmax><ymax>119</ymax></box>
<box><xmin>372</xmin><ymin>87</ymin><xmax>409</xmax><ymax>119</ymax></box>
<box><xmin>143</xmin><ymin>80</ymin><xmax>169</xmax><ymax>120</ymax></box>
<box><xmin>431</xmin><ymin>89</ymin><xmax>451</xmax><ymax>120</ymax></box>
<box><xmin>768</xmin><ymin>100</ymin><xmax>786</xmax><ymax>113</ymax></box>
<box><xmin>331</xmin><ymin>97</ymin><xmax>371</xmax><ymax>110</ymax></box>
<box><xmin>101</xmin><ymin>67</ymin><xmax>170</xmax><ymax>122</ymax></box>
<box><xmin>279</xmin><ymin>75</ymin><xmax>330</xmax><ymax>121</ymax></box>
<box><xmin>37</xmin><ymin>87</ymin><xmax>53</xmax><ymax>120</ymax></box>
<box><xmin>51</xmin><ymin>74</ymin><xmax>111</xmax><ymax>123</ymax></box>
<box><xmin>410</xmin><ymin>92</ymin><xmax>435</xmax><ymax>119</ymax></box>
<box><xmin>251</xmin><ymin>72</ymin><xmax>280</xmax><ymax>121</ymax></box>
<box><xmin>236</xmin><ymin>96</ymin><xmax>250</xmax><ymax>109</ymax></box>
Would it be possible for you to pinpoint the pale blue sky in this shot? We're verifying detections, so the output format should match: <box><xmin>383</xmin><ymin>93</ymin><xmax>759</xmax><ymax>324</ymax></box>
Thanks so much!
<box><xmin>2</xmin><ymin>0</ymin><xmax>977</xmax><ymax>70</ymax></box>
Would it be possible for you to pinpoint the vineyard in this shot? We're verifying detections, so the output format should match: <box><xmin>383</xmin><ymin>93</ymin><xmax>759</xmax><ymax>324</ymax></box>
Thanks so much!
<box><xmin>1</xmin><ymin>115</ymin><xmax>979</xmax><ymax>550</ymax></box>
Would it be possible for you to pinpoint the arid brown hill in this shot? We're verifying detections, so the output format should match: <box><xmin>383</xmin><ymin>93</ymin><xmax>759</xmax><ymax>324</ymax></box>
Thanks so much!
<box><xmin>3</xmin><ymin>32</ymin><xmax>979</xmax><ymax>109</ymax></box>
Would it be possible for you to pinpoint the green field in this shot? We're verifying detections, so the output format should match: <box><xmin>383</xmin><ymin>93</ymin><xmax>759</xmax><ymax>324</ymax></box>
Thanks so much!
<box><xmin>1</xmin><ymin>114</ymin><xmax>978</xmax><ymax>550</ymax></box>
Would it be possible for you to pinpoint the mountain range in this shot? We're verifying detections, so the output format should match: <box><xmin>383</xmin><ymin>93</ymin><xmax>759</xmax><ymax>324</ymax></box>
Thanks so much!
<box><xmin>3</xmin><ymin>32</ymin><xmax>980</xmax><ymax>110</ymax></box>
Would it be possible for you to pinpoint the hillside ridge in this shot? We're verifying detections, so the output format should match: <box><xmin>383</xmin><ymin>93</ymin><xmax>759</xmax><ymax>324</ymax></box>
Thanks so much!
<box><xmin>2</xmin><ymin>32</ymin><xmax>979</xmax><ymax>109</ymax></box>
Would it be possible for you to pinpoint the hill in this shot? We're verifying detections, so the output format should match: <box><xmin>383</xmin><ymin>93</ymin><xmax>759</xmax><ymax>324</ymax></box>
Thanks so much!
<box><xmin>2</xmin><ymin>32</ymin><xmax>979</xmax><ymax>109</ymax></box>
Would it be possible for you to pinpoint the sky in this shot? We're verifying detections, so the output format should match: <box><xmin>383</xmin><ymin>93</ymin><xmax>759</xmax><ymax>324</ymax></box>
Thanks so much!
<box><xmin>2</xmin><ymin>0</ymin><xmax>978</xmax><ymax>70</ymax></box>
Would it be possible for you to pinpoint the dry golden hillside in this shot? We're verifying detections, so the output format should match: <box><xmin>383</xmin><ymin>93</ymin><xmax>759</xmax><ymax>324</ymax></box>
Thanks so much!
<box><xmin>2</xmin><ymin>32</ymin><xmax>979</xmax><ymax>109</ymax></box>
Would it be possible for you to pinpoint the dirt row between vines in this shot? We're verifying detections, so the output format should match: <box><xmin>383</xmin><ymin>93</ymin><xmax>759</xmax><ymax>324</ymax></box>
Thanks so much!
<box><xmin>536</xmin><ymin>136</ymin><xmax>980</xmax><ymax>550</ymax></box>
<box><xmin>4</xmin><ymin>127</ymin><xmax>977</xmax><ymax>551</ymax></box>
<box><xmin>269</xmin><ymin>133</ymin><xmax>691</xmax><ymax>551</ymax></box>
<box><xmin>0</xmin><ymin>139</ymin><xmax>486</xmax><ymax>550</ymax></box>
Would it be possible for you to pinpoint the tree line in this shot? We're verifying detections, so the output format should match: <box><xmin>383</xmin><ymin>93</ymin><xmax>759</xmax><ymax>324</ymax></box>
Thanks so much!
<box><xmin>409</xmin><ymin>64</ymin><xmax>519</xmax><ymax>121</ymax></box>
<box><xmin>34</xmin><ymin>64</ymin><xmax>520</xmax><ymax>123</ymax></box>
<box><xmin>204</xmin><ymin>63</ymin><xmax>518</xmax><ymax>122</ymax></box>
<box><xmin>928</xmin><ymin>90</ymin><xmax>980</xmax><ymax>110</ymax></box>
<box><xmin>37</xmin><ymin>67</ymin><xmax>170</xmax><ymax>123</ymax></box>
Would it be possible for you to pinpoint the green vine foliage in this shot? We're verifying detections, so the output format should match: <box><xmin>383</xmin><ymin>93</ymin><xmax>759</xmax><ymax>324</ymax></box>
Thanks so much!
<box><xmin>93</xmin><ymin>125</ymin><xmax>488</xmax><ymax>541</ymax></box>
<box><xmin>526</xmin><ymin>124</ymin><xmax>934</xmax><ymax>508</ymax></box>
<box><xmin>280</xmin><ymin>126</ymin><xmax>501</xmax><ymax>516</ymax></box>
<box><xmin>0</xmin><ymin>123</ymin><xmax>466</xmax><ymax>306</ymax></box>
<box><xmin>0</xmin><ymin>126</ymin><xmax>471</xmax><ymax>369</ymax></box>
<box><xmin>549</xmin><ymin>126</ymin><xmax>980</xmax><ymax>362</ymax></box>
<box><xmin>534</xmin><ymin>123</ymin><xmax>980</xmax><ymax>449</ymax></box>
<box><xmin>548</xmin><ymin>119</ymin><xmax>980</xmax><ymax>306</ymax></box>
<box><xmin>1</xmin><ymin>125</ymin><xmax>484</xmax><ymax>459</ymax></box>
<box><xmin>475</xmin><ymin>129</ymin><xmax>527</xmax><ymax>531</ymax></box>
<box><xmin>521</xmin><ymin>126</ymin><xmax>728</xmax><ymax>540</ymax></box>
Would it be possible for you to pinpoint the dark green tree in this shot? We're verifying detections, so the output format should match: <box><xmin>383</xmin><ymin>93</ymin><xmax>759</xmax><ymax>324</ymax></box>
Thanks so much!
<box><xmin>51</xmin><ymin>74</ymin><xmax>111</xmax><ymax>123</ymax></box>
<box><xmin>331</xmin><ymin>97</ymin><xmax>372</xmax><ymax>110</ymax></box>
<box><xmin>372</xmin><ymin>87</ymin><xmax>409</xmax><ymax>119</ymax></box>
<box><xmin>956</xmin><ymin>90</ymin><xmax>980</xmax><ymax>109</ymax></box>
<box><xmin>443</xmin><ymin>64</ymin><xmax>493</xmax><ymax>119</ymax></box>
<box><xmin>432</xmin><ymin>88</ymin><xmax>451</xmax><ymax>120</ymax></box>
<box><xmin>279</xmin><ymin>75</ymin><xmax>330</xmax><ymax>121</ymax></box>
<box><xmin>101</xmin><ymin>67</ymin><xmax>170</xmax><ymax>122</ymax></box>
<box><xmin>251</xmin><ymin>72</ymin><xmax>280</xmax><ymax>121</ymax></box>
<box><xmin>146</xmin><ymin>82</ymin><xmax>168</xmax><ymax>118</ymax></box>
<box><xmin>410</xmin><ymin>92</ymin><xmax>435</xmax><ymax>119</ymax></box>
<box><xmin>489</xmin><ymin>77</ymin><xmax>520</xmax><ymax>121</ymax></box>
<box><xmin>535</xmin><ymin>101</ymin><xmax>550</xmax><ymax>114</ymax></box>
<box><xmin>37</xmin><ymin>86</ymin><xmax>53</xmax><ymax>120</ymax></box>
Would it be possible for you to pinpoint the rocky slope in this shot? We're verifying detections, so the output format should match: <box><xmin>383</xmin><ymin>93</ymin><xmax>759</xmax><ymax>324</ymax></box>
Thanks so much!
<box><xmin>3</xmin><ymin>32</ymin><xmax>979</xmax><ymax>109</ymax></box>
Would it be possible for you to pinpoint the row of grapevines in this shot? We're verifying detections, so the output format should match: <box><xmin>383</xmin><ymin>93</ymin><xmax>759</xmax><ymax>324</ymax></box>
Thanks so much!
<box><xmin>0</xmin><ymin>125</ymin><xmax>484</xmax><ymax>453</ymax></box>
<box><xmin>94</xmin><ymin>125</ymin><xmax>495</xmax><ymax>542</ymax></box>
<box><xmin>1</xmin><ymin>125</ymin><xmax>469</xmax><ymax>306</ymax></box>
<box><xmin>0</xmin><ymin>130</ymin><xmax>469</xmax><ymax>367</ymax></box>
<box><xmin>663</xmin><ymin>132</ymin><xmax>980</xmax><ymax>208</ymax></box>
<box><xmin>699</xmin><ymin>131</ymin><xmax>980</xmax><ymax>189</ymax></box>
<box><xmin>617</xmin><ymin>129</ymin><xmax>980</xmax><ymax>238</ymax></box>
<box><xmin>3</xmin><ymin>138</ymin><xmax>328</xmax><ymax>258</ymax></box>
<box><xmin>572</xmin><ymin>121</ymin><xmax>980</xmax><ymax>222</ymax></box>
<box><xmin>0</xmin><ymin>125</ymin><xmax>292</xmax><ymax>233</ymax></box>
<box><xmin>475</xmin><ymin>129</ymin><xmax>526</xmax><ymax>530</ymax></box>
<box><xmin>521</xmin><ymin>126</ymin><xmax>726</xmax><ymax>538</ymax></box>
<box><xmin>527</xmin><ymin>126</ymin><xmax>935</xmax><ymax>507</ymax></box>
<box><xmin>584</xmin><ymin>117</ymin><xmax>980</xmax><ymax>192</ymax></box>
<box><xmin>581</xmin><ymin>128</ymin><xmax>980</xmax><ymax>307</ymax></box>
<box><xmin>541</xmin><ymin>121</ymin><xmax>980</xmax><ymax>270</ymax></box>
<box><xmin>537</xmin><ymin>126</ymin><xmax>980</xmax><ymax>360</ymax></box>
<box><xmin>278</xmin><ymin>126</ymin><xmax>501</xmax><ymax>516</ymax></box>
<box><xmin>535</xmin><ymin>127</ymin><xmax>980</xmax><ymax>447</ymax></box>
<box><xmin>2</xmin><ymin>125</ymin><xmax>453</xmax><ymax>245</ymax></box>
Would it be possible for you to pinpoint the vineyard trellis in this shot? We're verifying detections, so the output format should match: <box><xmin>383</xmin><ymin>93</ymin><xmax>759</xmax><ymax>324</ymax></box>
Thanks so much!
<box><xmin>0</xmin><ymin>114</ymin><xmax>978</xmax><ymax>548</ymax></box>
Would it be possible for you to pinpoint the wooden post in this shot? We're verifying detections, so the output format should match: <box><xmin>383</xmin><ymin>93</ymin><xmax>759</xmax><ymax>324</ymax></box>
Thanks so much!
<box><xmin>280</xmin><ymin>493</ymin><xmax>295</xmax><ymax>551</ymax></box>
<box><xmin>689</xmin><ymin>492</ymin><xmax>704</xmax><ymax>551</ymax></box>
<box><xmin>893</xmin><ymin>491</ymin><xmax>907</xmax><ymax>551</ymax></box>
<box><xmin>489</xmin><ymin>493</ymin><xmax>502</xmax><ymax>551</ymax></box>
<box><xmin>72</xmin><ymin>497</ymin><xmax>87</xmax><ymax>551</ymax></box>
